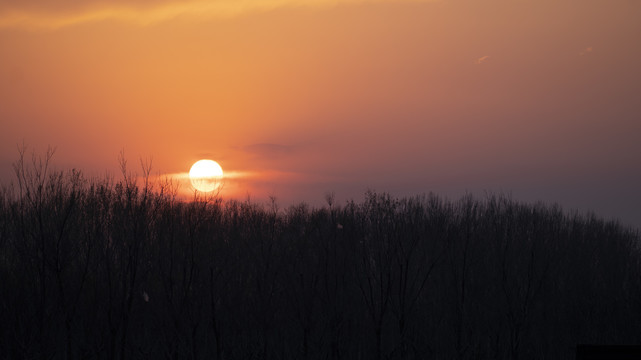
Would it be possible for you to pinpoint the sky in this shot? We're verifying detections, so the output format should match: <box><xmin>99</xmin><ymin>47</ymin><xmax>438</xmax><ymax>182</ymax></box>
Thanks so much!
<box><xmin>1</xmin><ymin>0</ymin><xmax>640</xmax><ymax>228</ymax></box>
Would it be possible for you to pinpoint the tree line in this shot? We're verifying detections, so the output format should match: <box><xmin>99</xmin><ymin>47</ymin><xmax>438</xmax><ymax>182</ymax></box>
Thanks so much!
<box><xmin>1</xmin><ymin>152</ymin><xmax>640</xmax><ymax>359</ymax></box>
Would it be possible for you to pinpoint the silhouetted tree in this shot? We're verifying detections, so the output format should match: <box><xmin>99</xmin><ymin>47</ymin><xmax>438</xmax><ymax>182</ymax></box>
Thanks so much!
<box><xmin>2</xmin><ymin>150</ymin><xmax>641</xmax><ymax>359</ymax></box>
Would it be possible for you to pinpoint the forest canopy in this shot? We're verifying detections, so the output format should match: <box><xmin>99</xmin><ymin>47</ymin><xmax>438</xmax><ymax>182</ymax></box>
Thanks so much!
<box><xmin>1</xmin><ymin>155</ymin><xmax>640</xmax><ymax>359</ymax></box>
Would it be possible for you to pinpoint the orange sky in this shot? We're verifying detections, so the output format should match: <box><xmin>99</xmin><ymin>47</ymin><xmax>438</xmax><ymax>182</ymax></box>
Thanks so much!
<box><xmin>1</xmin><ymin>0</ymin><xmax>640</xmax><ymax>226</ymax></box>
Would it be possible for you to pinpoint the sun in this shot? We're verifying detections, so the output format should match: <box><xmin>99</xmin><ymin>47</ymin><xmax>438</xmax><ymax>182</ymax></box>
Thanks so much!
<box><xmin>189</xmin><ymin>159</ymin><xmax>223</xmax><ymax>192</ymax></box>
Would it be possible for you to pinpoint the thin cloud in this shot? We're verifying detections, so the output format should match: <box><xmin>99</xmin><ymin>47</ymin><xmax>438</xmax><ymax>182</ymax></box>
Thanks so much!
<box><xmin>475</xmin><ymin>55</ymin><xmax>490</xmax><ymax>65</ymax></box>
<box><xmin>158</xmin><ymin>168</ymin><xmax>311</xmax><ymax>200</ymax></box>
<box><xmin>153</xmin><ymin>170</ymin><xmax>256</xmax><ymax>199</ymax></box>
<box><xmin>0</xmin><ymin>0</ymin><xmax>440</xmax><ymax>30</ymax></box>
<box><xmin>579</xmin><ymin>46</ymin><xmax>593</xmax><ymax>56</ymax></box>
<box><xmin>163</xmin><ymin>170</ymin><xmax>255</xmax><ymax>180</ymax></box>
<box><xmin>243</xmin><ymin>143</ymin><xmax>296</xmax><ymax>156</ymax></box>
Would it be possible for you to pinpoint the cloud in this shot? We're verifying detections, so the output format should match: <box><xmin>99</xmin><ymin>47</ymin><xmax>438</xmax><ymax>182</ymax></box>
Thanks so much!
<box><xmin>0</xmin><ymin>0</ymin><xmax>439</xmax><ymax>30</ymax></box>
<box><xmin>156</xmin><ymin>168</ymin><xmax>313</xmax><ymax>201</ymax></box>
<box><xmin>475</xmin><ymin>55</ymin><xmax>490</xmax><ymax>65</ymax></box>
<box><xmin>579</xmin><ymin>46</ymin><xmax>593</xmax><ymax>56</ymax></box>
<box><xmin>243</xmin><ymin>143</ymin><xmax>296</xmax><ymax>157</ymax></box>
<box><xmin>163</xmin><ymin>170</ymin><xmax>255</xmax><ymax>181</ymax></box>
<box><xmin>151</xmin><ymin>169</ymin><xmax>258</xmax><ymax>199</ymax></box>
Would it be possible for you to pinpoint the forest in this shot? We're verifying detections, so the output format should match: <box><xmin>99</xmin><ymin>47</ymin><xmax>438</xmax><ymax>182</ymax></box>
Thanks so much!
<box><xmin>1</xmin><ymin>153</ymin><xmax>640</xmax><ymax>359</ymax></box>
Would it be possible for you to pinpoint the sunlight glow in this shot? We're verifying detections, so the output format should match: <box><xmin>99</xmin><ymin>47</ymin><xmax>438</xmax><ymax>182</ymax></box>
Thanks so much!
<box><xmin>189</xmin><ymin>159</ymin><xmax>223</xmax><ymax>192</ymax></box>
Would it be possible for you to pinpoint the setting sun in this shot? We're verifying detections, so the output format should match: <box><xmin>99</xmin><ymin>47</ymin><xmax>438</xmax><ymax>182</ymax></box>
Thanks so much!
<box><xmin>1</xmin><ymin>0</ymin><xmax>641</xmax><ymax>356</ymax></box>
<box><xmin>189</xmin><ymin>159</ymin><xmax>223</xmax><ymax>192</ymax></box>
